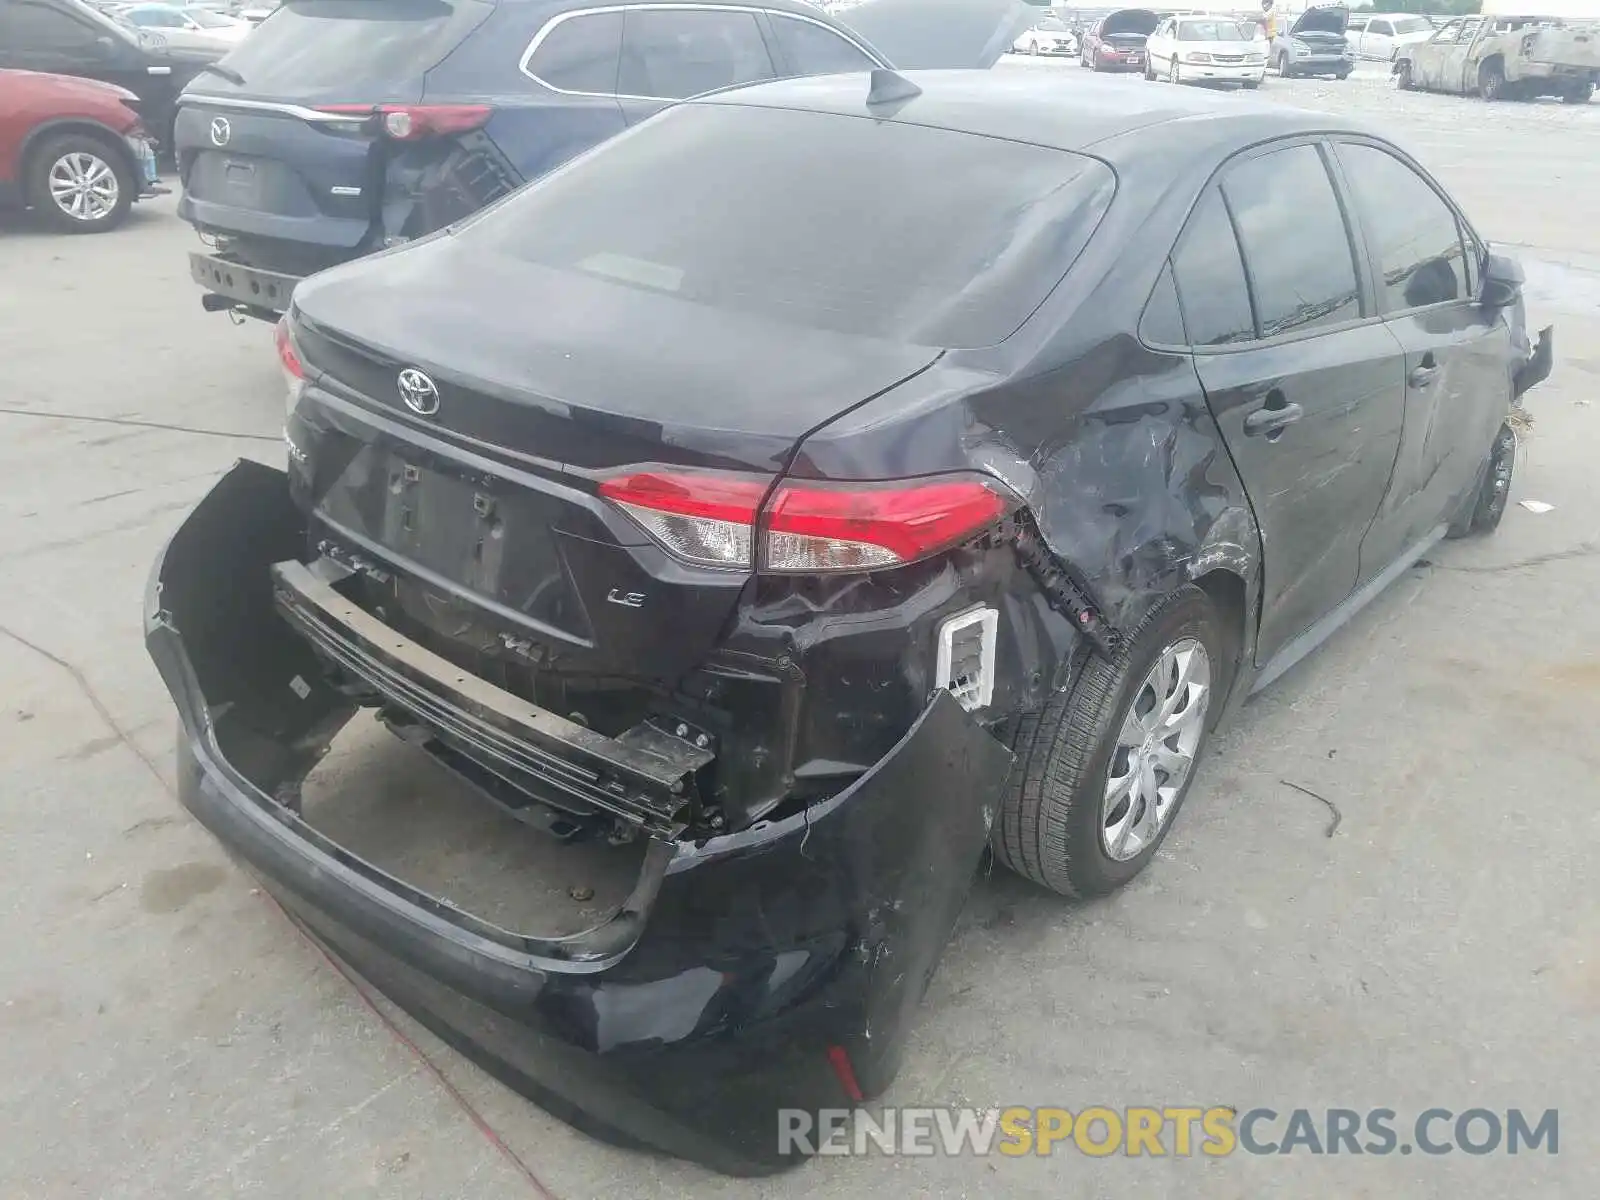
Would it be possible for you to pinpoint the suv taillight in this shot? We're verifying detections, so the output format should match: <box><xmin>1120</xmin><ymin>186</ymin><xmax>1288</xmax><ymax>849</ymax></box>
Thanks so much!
<box><xmin>598</xmin><ymin>470</ymin><xmax>1015</xmax><ymax>574</ymax></box>
<box><xmin>315</xmin><ymin>104</ymin><xmax>494</xmax><ymax>140</ymax></box>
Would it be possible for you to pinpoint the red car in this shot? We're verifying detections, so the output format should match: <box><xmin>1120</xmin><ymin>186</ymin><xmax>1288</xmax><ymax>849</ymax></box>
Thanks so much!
<box><xmin>0</xmin><ymin>68</ymin><xmax>162</xmax><ymax>233</ymax></box>
<box><xmin>1079</xmin><ymin>7</ymin><xmax>1161</xmax><ymax>72</ymax></box>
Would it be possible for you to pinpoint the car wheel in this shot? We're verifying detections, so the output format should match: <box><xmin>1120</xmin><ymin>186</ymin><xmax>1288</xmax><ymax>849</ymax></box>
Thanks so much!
<box><xmin>1396</xmin><ymin>60</ymin><xmax>1414</xmax><ymax>90</ymax></box>
<box><xmin>1168</xmin><ymin>58</ymin><xmax>1181</xmax><ymax>84</ymax></box>
<box><xmin>25</xmin><ymin>134</ymin><xmax>134</xmax><ymax>234</ymax></box>
<box><xmin>1448</xmin><ymin>422</ymin><xmax>1517</xmax><ymax>538</ymax></box>
<box><xmin>1144</xmin><ymin>57</ymin><xmax>1155</xmax><ymax>80</ymax></box>
<box><xmin>1335</xmin><ymin>68</ymin><xmax>1351</xmax><ymax>79</ymax></box>
<box><xmin>1277</xmin><ymin>51</ymin><xmax>1293</xmax><ymax>77</ymax></box>
<box><xmin>1479</xmin><ymin>61</ymin><xmax>1506</xmax><ymax>100</ymax></box>
<box><xmin>1563</xmin><ymin>81</ymin><xmax>1594</xmax><ymax>104</ymax></box>
<box><xmin>1242</xmin><ymin>78</ymin><xmax>1260</xmax><ymax>89</ymax></box>
<box><xmin>1029</xmin><ymin>40</ymin><xmax>1039</xmax><ymax>54</ymax></box>
<box><xmin>995</xmin><ymin>586</ymin><xmax>1231</xmax><ymax>898</ymax></box>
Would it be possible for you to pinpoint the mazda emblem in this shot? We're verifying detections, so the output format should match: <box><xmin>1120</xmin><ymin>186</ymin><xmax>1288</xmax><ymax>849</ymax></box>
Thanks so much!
<box><xmin>209</xmin><ymin>116</ymin><xmax>231</xmax><ymax>147</ymax></box>
<box><xmin>397</xmin><ymin>368</ymin><xmax>441</xmax><ymax>416</ymax></box>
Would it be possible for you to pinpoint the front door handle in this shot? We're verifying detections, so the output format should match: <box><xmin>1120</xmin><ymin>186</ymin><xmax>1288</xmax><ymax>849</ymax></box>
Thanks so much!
<box><xmin>1243</xmin><ymin>400</ymin><xmax>1304</xmax><ymax>438</ymax></box>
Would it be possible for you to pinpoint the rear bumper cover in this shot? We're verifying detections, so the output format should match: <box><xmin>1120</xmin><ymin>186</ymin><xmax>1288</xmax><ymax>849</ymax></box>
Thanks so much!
<box><xmin>145</xmin><ymin>461</ymin><xmax>1013</xmax><ymax>1174</ymax></box>
<box><xmin>188</xmin><ymin>250</ymin><xmax>300</xmax><ymax>314</ymax></box>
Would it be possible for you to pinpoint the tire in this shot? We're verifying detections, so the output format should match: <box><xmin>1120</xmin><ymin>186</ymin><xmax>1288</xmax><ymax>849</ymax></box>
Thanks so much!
<box><xmin>1335</xmin><ymin>68</ymin><xmax>1351</xmax><ymax>80</ymax></box>
<box><xmin>1029</xmin><ymin>40</ymin><xmax>1040</xmax><ymax>55</ymax></box>
<box><xmin>1396</xmin><ymin>60</ymin><xmax>1414</xmax><ymax>90</ymax></box>
<box><xmin>1479</xmin><ymin>61</ymin><xmax>1506</xmax><ymax>101</ymax></box>
<box><xmin>1277</xmin><ymin>51</ymin><xmax>1293</xmax><ymax>78</ymax></box>
<box><xmin>24</xmin><ymin>133</ymin><xmax>135</xmax><ymax>234</ymax></box>
<box><xmin>1242</xmin><ymin>78</ymin><xmax>1260</xmax><ymax>90</ymax></box>
<box><xmin>994</xmin><ymin>586</ymin><xmax>1233</xmax><ymax>898</ymax></box>
<box><xmin>1169</xmin><ymin>58</ymin><xmax>1181</xmax><ymax>84</ymax></box>
<box><xmin>1144</xmin><ymin>57</ymin><xmax>1156</xmax><ymax>80</ymax></box>
<box><xmin>1563</xmin><ymin>81</ymin><xmax>1594</xmax><ymax>104</ymax></box>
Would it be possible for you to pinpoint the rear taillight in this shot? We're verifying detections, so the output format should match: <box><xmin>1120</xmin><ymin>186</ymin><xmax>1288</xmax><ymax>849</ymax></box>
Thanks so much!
<box><xmin>274</xmin><ymin>317</ymin><xmax>304</xmax><ymax>380</ymax></box>
<box><xmin>598</xmin><ymin>470</ymin><xmax>1014</xmax><ymax>574</ymax></box>
<box><xmin>315</xmin><ymin>104</ymin><xmax>494</xmax><ymax>141</ymax></box>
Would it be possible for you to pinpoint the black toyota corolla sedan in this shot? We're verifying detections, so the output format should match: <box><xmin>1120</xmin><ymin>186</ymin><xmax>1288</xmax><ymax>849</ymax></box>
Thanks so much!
<box><xmin>147</xmin><ymin>69</ymin><xmax>1551</xmax><ymax>1173</ymax></box>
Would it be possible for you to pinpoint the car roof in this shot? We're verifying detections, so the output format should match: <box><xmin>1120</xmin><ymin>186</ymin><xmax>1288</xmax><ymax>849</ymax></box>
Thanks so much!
<box><xmin>698</xmin><ymin>69</ymin><xmax>1363</xmax><ymax>163</ymax></box>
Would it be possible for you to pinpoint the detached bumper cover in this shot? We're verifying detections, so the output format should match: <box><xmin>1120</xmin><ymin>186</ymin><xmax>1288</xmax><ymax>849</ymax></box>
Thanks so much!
<box><xmin>1514</xmin><ymin>325</ymin><xmax>1554</xmax><ymax>400</ymax></box>
<box><xmin>144</xmin><ymin>461</ymin><xmax>1013</xmax><ymax>1174</ymax></box>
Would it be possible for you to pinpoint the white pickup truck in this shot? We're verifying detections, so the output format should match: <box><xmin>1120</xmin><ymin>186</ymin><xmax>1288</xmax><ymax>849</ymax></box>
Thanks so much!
<box><xmin>1395</xmin><ymin>11</ymin><xmax>1600</xmax><ymax>102</ymax></box>
<box><xmin>1345</xmin><ymin>12</ymin><xmax>1436</xmax><ymax>60</ymax></box>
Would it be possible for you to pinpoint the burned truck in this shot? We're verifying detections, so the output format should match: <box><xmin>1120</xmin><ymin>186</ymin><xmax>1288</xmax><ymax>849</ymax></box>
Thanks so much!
<box><xmin>1395</xmin><ymin>5</ymin><xmax>1600</xmax><ymax>102</ymax></box>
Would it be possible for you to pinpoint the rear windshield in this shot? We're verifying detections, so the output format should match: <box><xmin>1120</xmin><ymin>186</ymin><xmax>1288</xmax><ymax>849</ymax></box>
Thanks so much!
<box><xmin>456</xmin><ymin>104</ymin><xmax>1116</xmax><ymax>348</ymax></box>
<box><xmin>216</xmin><ymin>0</ymin><xmax>489</xmax><ymax>94</ymax></box>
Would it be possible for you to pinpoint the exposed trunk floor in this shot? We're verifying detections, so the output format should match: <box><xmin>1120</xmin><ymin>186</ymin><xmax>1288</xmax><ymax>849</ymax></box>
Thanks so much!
<box><xmin>299</xmin><ymin>715</ymin><xmax>648</xmax><ymax>937</ymax></box>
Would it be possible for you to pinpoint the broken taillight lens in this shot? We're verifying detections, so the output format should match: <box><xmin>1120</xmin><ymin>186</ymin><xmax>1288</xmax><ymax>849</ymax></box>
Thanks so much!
<box><xmin>315</xmin><ymin>104</ymin><xmax>494</xmax><ymax>140</ymax></box>
<box><xmin>598</xmin><ymin>470</ymin><xmax>1014</xmax><ymax>573</ymax></box>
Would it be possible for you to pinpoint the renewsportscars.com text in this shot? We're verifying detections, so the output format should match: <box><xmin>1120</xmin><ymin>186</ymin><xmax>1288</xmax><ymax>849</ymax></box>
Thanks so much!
<box><xmin>779</xmin><ymin>1106</ymin><xmax>1559</xmax><ymax>1158</ymax></box>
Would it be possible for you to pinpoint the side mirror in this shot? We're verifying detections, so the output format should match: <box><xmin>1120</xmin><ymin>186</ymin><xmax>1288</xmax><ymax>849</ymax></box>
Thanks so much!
<box><xmin>1480</xmin><ymin>251</ymin><xmax>1524</xmax><ymax>308</ymax></box>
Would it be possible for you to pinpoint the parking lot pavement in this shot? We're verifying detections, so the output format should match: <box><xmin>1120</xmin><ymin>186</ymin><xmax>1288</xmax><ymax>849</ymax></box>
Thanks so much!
<box><xmin>2</xmin><ymin>70</ymin><xmax>1597</xmax><ymax>1199</ymax></box>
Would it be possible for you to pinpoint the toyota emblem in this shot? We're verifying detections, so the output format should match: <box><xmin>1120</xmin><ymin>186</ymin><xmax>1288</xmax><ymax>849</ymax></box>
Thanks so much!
<box><xmin>397</xmin><ymin>368</ymin><xmax>440</xmax><ymax>416</ymax></box>
<box><xmin>209</xmin><ymin>116</ymin><xmax>231</xmax><ymax>147</ymax></box>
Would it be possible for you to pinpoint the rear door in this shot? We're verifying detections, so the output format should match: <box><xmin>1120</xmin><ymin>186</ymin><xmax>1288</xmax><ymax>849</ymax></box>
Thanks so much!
<box><xmin>1331</xmin><ymin>139</ymin><xmax>1511</xmax><ymax>583</ymax></box>
<box><xmin>1440</xmin><ymin>16</ymin><xmax>1483</xmax><ymax>91</ymax></box>
<box><xmin>175</xmin><ymin>0</ymin><xmax>493</xmax><ymax>250</ymax></box>
<box><xmin>1174</xmin><ymin>140</ymin><xmax>1407</xmax><ymax>665</ymax></box>
<box><xmin>614</xmin><ymin>5</ymin><xmax>779</xmax><ymax>126</ymax></box>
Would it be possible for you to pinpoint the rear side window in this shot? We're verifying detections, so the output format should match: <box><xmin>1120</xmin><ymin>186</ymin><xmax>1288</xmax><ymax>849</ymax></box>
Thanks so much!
<box><xmin>618</xmin><ymin>8</ymin><xmax>776</xmax><ymax>100</ymax></box>
<box><xmin>768</xmin><ymin>13</ymin><xmax>878</xmax><ymax>74</ymax></box>
<box><xmin>0</xmin><ymin>0</ymin><xmax>104</xmax><ymax>50</ymax></box>
<box><xmin>459</xmin><ymin>104</ymin><xmax>1116</xmax><ymax>347</ymax></box>
<box><xmin>1139</xmin><ymin>264</ymin><xmax>1186</xmax><ymax>347</ymax></box>
<box><xmin>1170</xmin><ymin>189</ymin><xmax>1255</xmax><ymax>347</ymax></box>
<box><xmin>1221</xmin><ymin>144</ymin><xmax>1362</xmax><ymax>338</ymax></box>
<box><xmin>213</xmin><ymin>0</ymin><xmax>492</xmax><ymax>97</ymax></box>
<box><xmin>1337</xmin><ymin>143</ymin><xmax>1470</xmax><ymax>312</ymax></box>
<box><xmin>526</xmin><ymin>10</ymin><xmax>622</xmax><ymax>94</ymax></box>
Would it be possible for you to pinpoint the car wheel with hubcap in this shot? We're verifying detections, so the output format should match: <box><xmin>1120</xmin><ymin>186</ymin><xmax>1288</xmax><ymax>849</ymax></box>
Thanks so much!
<box><xmin>994</xmin><ymin>585</ymin><xmax>1232</xmax><ymax>898</ymax></box>
<box><xmin>25</xmin><ymin>134</ymin><xmax>134</xmax><ymax>234</ymax></box>
<box><xmin>1396</xmin><ymin>60</ymin><xmax>1414</xmax><ymax>89</ymax></box>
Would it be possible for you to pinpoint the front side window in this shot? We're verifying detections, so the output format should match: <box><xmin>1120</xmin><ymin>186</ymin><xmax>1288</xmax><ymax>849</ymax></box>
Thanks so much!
<box><xmin>1170</xmin><ymin>189</ymin><xmax>1256</xmax><ymax>347</ymax></box>
<box><xmin>1337</xmin><ymin>143</ymin><xmax>1470</xmax><ymax>312</ymax></box>
<box><xmin>618</xmin><ymin>8</ymin><xmax>776</xmax><ymax>100</ymax></box>
<box><xmin>1222</xmin><ymin>144</ymin><xmax>1363</xmax><ymax>339</ymax></box>
<box><xmin>768</xmin><ymin>13</ymin><xmax>876</xmax><ymax>75</ymax></box>
<box><xmin>527</xmin><ymin>10</ymin><xmax>622</xmax><ymax>94</ymax></box>
<box><xmin>1432</xmin><ymin>20</ymin><xmax>1462</xmax><ymax>42</ymax></box>
<box><xmin>1394</xmin><ymin>17</ymin><xmax>1432</xmax><ymax>34</ymax></box>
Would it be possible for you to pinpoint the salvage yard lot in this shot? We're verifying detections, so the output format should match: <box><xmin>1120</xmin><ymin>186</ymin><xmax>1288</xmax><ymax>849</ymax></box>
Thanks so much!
<box><xmin>2</xmin><ymin>62</ymin><xmax>1597</xmax><ymax>1197</ymax></box>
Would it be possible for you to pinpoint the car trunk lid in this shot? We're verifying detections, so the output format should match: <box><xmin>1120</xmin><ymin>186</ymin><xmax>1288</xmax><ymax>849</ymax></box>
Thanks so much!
<box><xmin>175</xmin><ymin>0</ymin><xmax>493</xmax><ymax>248</ymax></box>
<box><xmin>288</xmin><ymin>235</ymin><xmax>942</xmax><ymax>684</ymax></box>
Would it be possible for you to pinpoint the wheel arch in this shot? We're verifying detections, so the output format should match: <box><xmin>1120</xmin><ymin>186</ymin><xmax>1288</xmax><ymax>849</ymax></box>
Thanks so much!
<box><xmin>19</xmin><ymin>119</ymin><xmax>140</xmax><ymax>194</ymax></box>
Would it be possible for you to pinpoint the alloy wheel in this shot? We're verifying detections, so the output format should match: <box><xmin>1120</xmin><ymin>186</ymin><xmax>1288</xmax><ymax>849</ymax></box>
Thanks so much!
<box><xmin>47</xmin><ymin>151</ymin><xmax>120</xmax><ymax>223</ymax></box>
<box><xmin>1101</xmin><ymin>638</ymin><xmax>1211</xmax><ymax>862</ymax></box>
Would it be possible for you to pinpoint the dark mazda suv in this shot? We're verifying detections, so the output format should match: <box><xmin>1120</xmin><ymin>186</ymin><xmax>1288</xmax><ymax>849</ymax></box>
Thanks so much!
<box><xmin>173</xmin><ymin>0</ymin><xmax>1022</xmax><ymax>319</ymax></box>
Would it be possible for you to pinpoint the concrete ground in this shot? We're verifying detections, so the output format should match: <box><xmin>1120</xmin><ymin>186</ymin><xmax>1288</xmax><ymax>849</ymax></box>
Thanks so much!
<box><xmin>2</xmin><ymin>62</ymin><xmax>1596</xmax><ymax>1198</ymax></box>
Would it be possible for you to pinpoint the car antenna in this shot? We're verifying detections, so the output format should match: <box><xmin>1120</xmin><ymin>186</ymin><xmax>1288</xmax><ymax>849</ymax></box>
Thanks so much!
<box><xmin>866</xmin><ymin>68</ymin><xmax>922</xmax><ymax>110</ymax></box>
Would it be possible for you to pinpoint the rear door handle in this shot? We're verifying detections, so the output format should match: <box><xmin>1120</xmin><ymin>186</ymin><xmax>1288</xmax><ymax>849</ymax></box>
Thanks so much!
<box><xmin>1243</xmin><ymin>401</ymin><xmax>1304</xmax><ymax>438</ymax></box>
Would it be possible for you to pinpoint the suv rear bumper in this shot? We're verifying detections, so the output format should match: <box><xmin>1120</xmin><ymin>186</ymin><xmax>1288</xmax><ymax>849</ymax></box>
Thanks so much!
<box><xmin>189</xmin><ymin>250</ymin><xmax>300</xmax><ymax>316</ymax></box>
<box><xmin>145</xmin><ymin>461</ymin><xmax>1013</xmax><ymax>1174</ymax></box>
